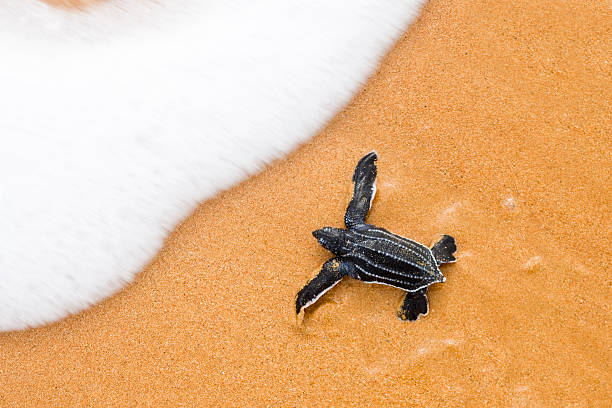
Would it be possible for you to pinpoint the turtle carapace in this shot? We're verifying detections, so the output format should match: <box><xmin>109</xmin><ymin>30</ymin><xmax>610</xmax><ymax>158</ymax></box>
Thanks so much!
<box><xmin>295</xmin><ymin>151</ymin><xmax>457</xmax><ymax>321</ymax></box>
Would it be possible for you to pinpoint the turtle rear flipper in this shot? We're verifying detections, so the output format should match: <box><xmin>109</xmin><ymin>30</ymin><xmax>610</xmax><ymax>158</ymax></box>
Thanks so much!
<box><xmin>431</xmin><ymin>235</ymin><xmax>457</xmax><ymax>265</ymax></box>
<box><xmin>398</xmin><ymin>288</ymin><xmax>428</xmax><ymax>321</ymax></box>
<box><xmin>344</xmin><ymin>151</ymin><xmax>378</xmax><ymax>228</ymax></box>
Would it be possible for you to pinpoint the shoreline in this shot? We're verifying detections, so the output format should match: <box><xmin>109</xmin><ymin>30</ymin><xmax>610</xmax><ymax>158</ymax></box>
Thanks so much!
<box><xmin>2</xmin><ymin>0</ymin><xmax>610</xmax><ymax>405</ymax></box>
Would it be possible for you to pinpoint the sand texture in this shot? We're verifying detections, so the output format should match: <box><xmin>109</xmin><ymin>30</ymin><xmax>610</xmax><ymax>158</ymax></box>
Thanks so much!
<box><xmin>2</xmin><ymin>0</ymin><xmax>611</xmax><ymax>406</ymax></box>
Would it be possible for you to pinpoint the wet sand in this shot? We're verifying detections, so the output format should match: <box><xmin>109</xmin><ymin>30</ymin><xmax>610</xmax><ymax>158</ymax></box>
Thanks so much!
<box><xmin>2</xmin><ymin>0</ymin><xmax>611</xmax><ymax>406</ymax></box>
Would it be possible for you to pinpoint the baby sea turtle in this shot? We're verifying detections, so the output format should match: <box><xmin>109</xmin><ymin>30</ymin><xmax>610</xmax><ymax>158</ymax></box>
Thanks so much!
<box><xmin>296</xmin><ymin>151</ymin><xmax>457</xmax><ymax>321</ymax></box>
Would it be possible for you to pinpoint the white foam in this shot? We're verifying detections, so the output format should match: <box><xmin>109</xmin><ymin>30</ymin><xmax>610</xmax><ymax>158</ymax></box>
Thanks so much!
<box><xmin>0</xmin><ymin>0</ymin><xmax>424</xmax><ymax>330</ymax></box>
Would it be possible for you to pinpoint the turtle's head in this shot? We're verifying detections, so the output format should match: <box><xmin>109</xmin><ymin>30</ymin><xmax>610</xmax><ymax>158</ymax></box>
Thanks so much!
<box><xmin>312</xmin><ymin>227</ymin><xmax>348</xmax><ymax>255</ymax></box>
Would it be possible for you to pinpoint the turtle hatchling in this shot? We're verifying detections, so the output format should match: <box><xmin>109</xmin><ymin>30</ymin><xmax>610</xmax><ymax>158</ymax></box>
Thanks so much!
<box><xmin>296</xmin><ymin>151</ymin><xmax>457</xmax><ymax>321</ymax></box>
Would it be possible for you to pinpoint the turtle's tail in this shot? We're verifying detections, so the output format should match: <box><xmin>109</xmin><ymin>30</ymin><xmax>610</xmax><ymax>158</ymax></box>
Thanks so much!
<box><xmin>431</xmin><ymin>235</ymin><xmax>457</xmax><ymax>265</ymax></box>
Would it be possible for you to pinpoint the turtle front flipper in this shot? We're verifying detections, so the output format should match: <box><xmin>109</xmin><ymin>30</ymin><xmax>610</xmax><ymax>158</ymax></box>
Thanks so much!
<box><xmin>398</xmin><ymin>288</ymin><xmax>429</xmax><ymax>321</ymax></box>
<box><xmin>296</xmin><ymin>258</ymin><xmax>353</xmax><ymax>315</ymax></box>
<box><xmin>345</xmin><ymin>151</ymin><xmax>378</xmax><ymax>228</ymax></box>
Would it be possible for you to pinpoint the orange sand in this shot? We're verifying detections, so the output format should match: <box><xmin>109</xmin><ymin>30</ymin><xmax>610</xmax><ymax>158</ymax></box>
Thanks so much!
<box><xmin>2</xmin><ymin>0</ymin><xmax>611</xmax><ymax>406</ymax></box>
